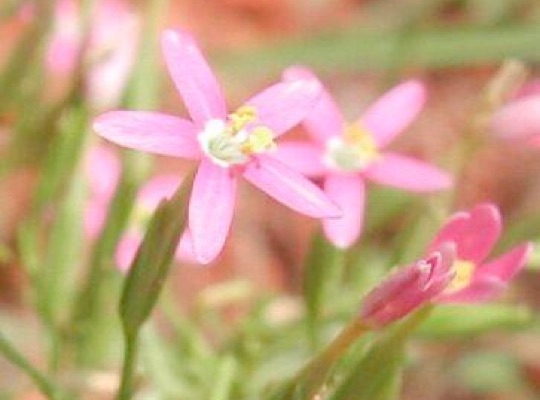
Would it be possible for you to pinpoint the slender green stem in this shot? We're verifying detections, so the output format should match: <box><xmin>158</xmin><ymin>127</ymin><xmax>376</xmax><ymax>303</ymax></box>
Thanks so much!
<box><xmin>116</xmin><ymin>332</ymin><xmax>139</xmax><ymax>400</ymax></box>
<box><xmin>209</xmin><ymin>356</ymin><xmax>237</xmax><ymax>400</ymax></box>
<box><xmin>0</xmin><ymin>331</ymin><xmax>63</xmax><ymax>399</ymax></box>
<box><xmin>273</xmin><ymin>320</ymin><xmax>368</xmax><ymax>400</ymax></box>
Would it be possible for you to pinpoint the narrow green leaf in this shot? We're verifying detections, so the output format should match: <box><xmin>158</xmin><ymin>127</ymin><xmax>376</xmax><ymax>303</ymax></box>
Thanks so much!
<box><xmin>217</xmin><ymin>24</ymin><xmax>540</xmax><ymax>85</ymax></box>
<box><xmin>303</xmin><ymin>231</ymin><xmax>345</xmax><ymax>348</ymax></box>
<box><xmin>331</xmin><ymin>307</ymin><xmax>431</xmax><ymax>400</ymax></box>
<box><xmin>119</xmin><ymin>170</ymin><xmax>195</xmax><ymax>335</ymax></box>
<box><xmin>418</xmin><ymin>304</ymin><xmax>532</xmax><ymax>338</ymax></box>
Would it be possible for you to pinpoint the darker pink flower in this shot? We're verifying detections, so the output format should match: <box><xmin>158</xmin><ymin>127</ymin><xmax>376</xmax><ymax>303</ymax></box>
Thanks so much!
<box><xmin>274</xmin><ymin>67</ymin><xmax>452</xmax><ymax>249</ymax></box>
<box><xmin>360</xmin><ymin>244</ymin><xmax>455</xmax><ymax>329</ymax></box>
<box><xmin>94</xmin><ymin>29</ymin><xmax>340</xmax><ymax>264</ymax></box>
<box><xmin>491</xmin><ymin>79</ymin><xmax>540</xmax><ymax>144</ymax></box>
<box><xmin>427</xmin><ymin>203</ymin><xmax>532</xmax><ymax>303</ymax></box>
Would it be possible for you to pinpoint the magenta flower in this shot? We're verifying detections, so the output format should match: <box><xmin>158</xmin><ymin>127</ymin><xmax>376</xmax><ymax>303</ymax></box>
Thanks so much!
<box><xmin>360</xmin><ymin>244</ymin><xmax>455</xmax><ymax>329</ymax></box>
<box><xmin>94</xmin><ymin>29</ymin><xmax>340</xmax><ymax>264</ymax></box>
<box><xmin>274</xmin><ymin>67</ymin><xmax>452</xmax><ymax>249</ymax></box>
<box><xmin>427</xmin><ymin>203</ymin><xmax>532</xmax><ymax>303</ymax></box>
<box><xmin>491</xmin><ymin>79</ymin><xmax>540</xmax><ymax>143</ymax></box>
<box><xmin>46</xmin><ymin>0</ymin><xmax>139</xmax><ymax>108</ymax></box>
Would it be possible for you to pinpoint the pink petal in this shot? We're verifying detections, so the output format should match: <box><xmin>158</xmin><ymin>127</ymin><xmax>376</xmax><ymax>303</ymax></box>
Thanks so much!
<box><xmin>161</xmin><ymin>29</ymin><xmax>227</xmax><ymax>124</ymax></box>
<box><xmin>242</xmin><ymin>155</ymin><xmax>341</xmax><ymax>218</ymax></box>
<box><xmin>491</xmin><ymin>96</ymin><xmax>540</xmax><ymax>140</ymax></box>
<box><xmin>283</xmin><ymin>66</ymin><xmax>345</xmax><ymax>143</ymax></box>
<box><xmin>361</xmin><ymin>80</ymin><xmax>426</xmax><ymax>148</ymax></box>
<box><xmin>189</xmin><ymin>160</ymin><xmax>237</xmax><ymax>264</ymax></box>
<box><xmin>84</xmin><ymin>200</ymin><xmax>108</xmax><ymax>240</ymax></box>
<box><xmin>94</xmin><ymin>111</ymin><xmax>201</xmax><ymax>159</ymax></box>
<box><xmin>272</xmin><ymin>141</ymin><xmax>326</xmax><ymax>178</ymax></box>
<box><xmin>477</xmin><ymin>242</ymin><xmax>532</xmax><ymax>282</ymax></box>
<box><xmin>322</xmin><ymin>174</ymin><xmax>365</xmax><ymax>248</ymax></box>
<box><xmin>85</xmin><ymin>145</ymin><xmax>121</xmax><ymax>201</ymax></box>
<box><xmin>175</xmin><ymin>230</ymin><xmax>198</xmax><ymax>264</ymax></box>
<box><xmin>428</xmin><ymin>204</ymin><xmax>502</xmax><ymax>265</ymax></box>
<box><xmin>138</xmin><ymin>175</ymin><xmax>182</xmax><ymax>209</ymax></box>
<box><xmin>115</xmin><ymin>233</ymin><xmax>142</xmax><ymax>273</ymax></box>
<box><xmin>364</xmin><ymin>153</ymin><xmax>452</xmax><ymax>192</ymax></box>
<box><xmin>244</xmin><ymin>79</ymin><xmax>321</xmax><ymax>137</ymax></box>
<box><xmin>437</xmin><ymin>276</ymin><xmax>506</xmax><ymax>303</ymax></box>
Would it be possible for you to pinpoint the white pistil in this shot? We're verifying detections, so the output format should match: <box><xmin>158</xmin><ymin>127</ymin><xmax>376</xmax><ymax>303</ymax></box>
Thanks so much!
<box><xmin>198</xmin><ymin>107</ymin><xmax>276</xmax><ymax>168</ymax></box>
<box><xmin>323</xmin><ymin>124</ymin><xmax>381</xmax><ymax>172</ymax></box>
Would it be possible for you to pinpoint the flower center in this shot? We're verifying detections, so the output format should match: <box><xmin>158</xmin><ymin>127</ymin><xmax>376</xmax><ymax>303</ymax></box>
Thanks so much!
<box><xmin>323</xmin><ymin>124</ymin><xmax>381</xmax><ymax>172</ymax></box>
<box><xmin>445</xmin><ymin>259</ymin><xmax>475</xmax><ymax>293</ymax></box>
<box><xmin>198</xmin><ymin>106</ymin><xmax>276</xmax><ymax>168</ymax></box>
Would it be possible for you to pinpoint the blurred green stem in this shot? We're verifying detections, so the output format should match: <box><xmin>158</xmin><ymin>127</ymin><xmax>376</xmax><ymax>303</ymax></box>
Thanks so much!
<box><xmin>274</xmin><ymin>319</ymin><xmax>368</xmax><ymax>400</ymax></box>
<box><xmin>116</xmin><ymin>332</ymin><xmax>139</xmax><ymax>400</ymax></box>
<box><xmin>0</xmin><ymin>332</ymin><xmax>65</xmax><ymax>399</ymax></box>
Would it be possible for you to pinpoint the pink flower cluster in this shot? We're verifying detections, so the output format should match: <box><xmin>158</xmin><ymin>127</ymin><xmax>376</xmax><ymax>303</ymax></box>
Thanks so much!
<box><xmin>91</xmin><ymin>27</ymin><xmax>531</xmax><ymax>321</ymax></box>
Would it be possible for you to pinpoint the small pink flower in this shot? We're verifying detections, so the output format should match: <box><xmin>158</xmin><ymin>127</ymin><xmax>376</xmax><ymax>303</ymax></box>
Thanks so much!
<box><xmin>491</xmin><ymin>79</ymin><xmax>540</xmax><ymax>143</ymax></box>
<box><xmin>94</xmin><ymin>29</ymin><xmax>341</xmax><ymax>264</ymax></box>
<box><xmin>427</xmin><ymin>203</ymin><xmax>532</xmax><ymax>303</ymax></box>
<box><xmin>46</xmin><ymin>0</ymin><xmax>139</xmax><ymax>108</ymax></box>
<box><xmin>274</xmin><ymin>67</ymin><xmax>452</xmax><ymax>249</ymax></box>
<box><xmin>360</xmin><ymin>244</ymin><xmax>455</xmax><ymax>329</ymax></box>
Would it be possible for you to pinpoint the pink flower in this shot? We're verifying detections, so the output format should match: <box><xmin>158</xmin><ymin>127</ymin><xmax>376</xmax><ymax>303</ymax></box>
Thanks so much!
<box><xmin>46</xmin><ymin>0</ymin><xmax>139</xmax><ymax>108</ymax></box>
<box><xmin>491</xmin><ymin>79</ymin><xmax>540</xmax><ymax>143</ymax></box>
<box><xmin>427</xmin><ymin>203</ymin><xmax>532</xmax><ymax>303</ymax></box>
<box><xmin>94</xmin><ymin>29</ymin><xmax>341</xmax><ymax>264</ymax></box>
<box><xmin>274</xmin><ymin>67</ymin><xmax>452</xmax><ymax>249</ymax></box>
<box><xmin>360</xmin><ymin>244</ymin><xmax>455</xmax><ymax>329</ymax></box>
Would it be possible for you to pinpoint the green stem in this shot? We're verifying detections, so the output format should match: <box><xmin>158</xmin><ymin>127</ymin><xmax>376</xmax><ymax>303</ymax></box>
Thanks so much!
<box><xmin>116</xmin><ymin>332</ymin><xmax>139</xmax><ymax>400</ymax></box>
<box><xmin>209</xmin><ymin>356</ymin><xmax>238</xmax><ymax>400</ymax></box>
<box><xmin>0</xmin><ymin>332</ymin><xmax>63</xmax><ymax>399</ymax></box>
<box><xmin>275</xmin><ymin>320</ymin><xmax>368</xmax><ymax>400</ymax></box>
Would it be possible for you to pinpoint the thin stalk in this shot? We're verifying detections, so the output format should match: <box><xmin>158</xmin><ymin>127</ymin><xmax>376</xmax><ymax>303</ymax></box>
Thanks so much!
<box><xmin>273</xmin><ymin>320</ymin><xmax>368</xmax><ymax>400</ymax></box>
<box><xmin>116</xmin><ymin>331</ymin><xmax>139</xmax><ymax>400</ymax></box>
<box><xmin>0</xmin><ymin>332</ymin><xmax>64</xmax><ymax>399</ymax></box>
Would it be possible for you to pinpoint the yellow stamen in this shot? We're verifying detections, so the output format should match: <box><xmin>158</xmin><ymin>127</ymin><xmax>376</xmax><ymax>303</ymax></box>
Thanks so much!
<box><xmin>242</xmin><ymin>126</ymin><xmax>276</xmax><ymax>154</ymax></box>
<box><xmin>344</xmin><ymin>124</ymin><xmax>380</xmax><ymax>162</ymax></box>
<box><xmin>446</xmin><ymin>259</ymin><xmax>475</xmax><ymax>292</ymax></box>
<box><xmin>229</xmin><ymin>106</ymin><xmax>257</xmax><ymax>133</ymax></box>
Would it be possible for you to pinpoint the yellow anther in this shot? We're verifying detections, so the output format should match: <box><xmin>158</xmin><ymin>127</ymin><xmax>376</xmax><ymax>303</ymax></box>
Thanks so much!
<box><xmin>242</xmin><ymin>126</ymin><xmax>276</xmax><ymax>154</ymax></box>
<box><xmin>446</xmin><ymin>259</ymin><xmax>475</xmax><ymax>292</ymax></box>
<box><xmin>344</xmin><ymin>124</ymin><xmax>380</xmax><ymax>161</ymax></box>
<box><xmin>229</xmin><ymin>106</ymin><xmax>258</xmax><ymax>133</ymax></box>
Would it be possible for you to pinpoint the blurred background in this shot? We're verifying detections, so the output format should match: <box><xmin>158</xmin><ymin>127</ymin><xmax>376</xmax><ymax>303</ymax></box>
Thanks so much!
<box><xmin>1</xmin><ymin>0</ymin><xmax>540</xmax><ymax>399</ymax></box>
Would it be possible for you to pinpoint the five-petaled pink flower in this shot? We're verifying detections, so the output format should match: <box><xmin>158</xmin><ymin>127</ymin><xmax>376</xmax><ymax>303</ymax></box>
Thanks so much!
<box><xmin>274</xmin><ymin>66</ymin><xmax>452</xmax><ymax>249</ymax></box>
<box><xmin>491</xmin><ymin>79</ymin><xmax>540</xmax><ymax>144</ymax></box>
<box><xmin>427</xmin><ymin>203</ymin><xmax>532</xmax><ymax>303</ymax></box>
<box><xmin>94</xmin><ymin>29</ymin><xmax>341</xmax><ymax>264</ymax></box>
<box><xmin>360</xmin><ymin>244</ymin><xmax>455</xmax><ymax>329</ymax></box>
